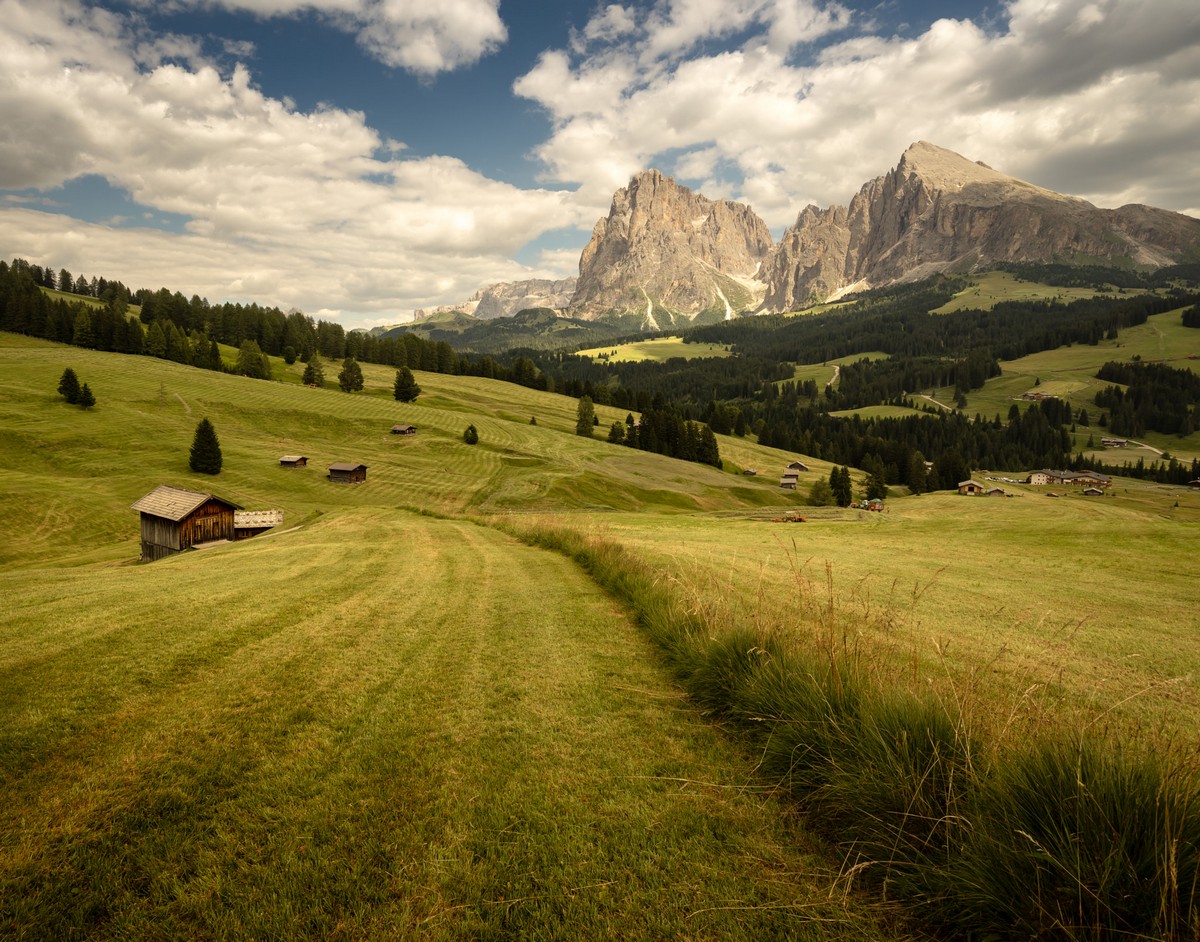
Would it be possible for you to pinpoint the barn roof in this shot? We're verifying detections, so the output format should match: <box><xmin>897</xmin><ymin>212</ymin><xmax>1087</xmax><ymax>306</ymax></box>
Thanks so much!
<box><xmin>131</xmin><ymin>484</ymin><xmax>241</xmax><ymax>521</ymax></box>
<box><xmin>279</xmin><ymin>455</ymin><xmax>307</xmax><ymax>463</ymax></box>
<box><xmin>235</xmin><ymin>509</ymin><xmax>284</xmax><ymax>528</ymax></box>
<box><xmin>328</xmin><ymin>462</ymin><xmax>367</xmax><ymax>472</ymax></box>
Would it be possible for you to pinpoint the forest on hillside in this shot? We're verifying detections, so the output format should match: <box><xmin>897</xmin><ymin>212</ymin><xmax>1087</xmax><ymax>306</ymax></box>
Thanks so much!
<box><xmin>5</xmin><ymin>255</ymin><xmax>1199</xmax><ymax>488</ymax></box>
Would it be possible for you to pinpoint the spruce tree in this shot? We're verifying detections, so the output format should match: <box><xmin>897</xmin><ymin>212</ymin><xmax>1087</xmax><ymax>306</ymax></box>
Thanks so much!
<box><xmin>338</xmin><ymin>356</ymin><xmax>364</xmax><ymax>392</ymax></box>
<box><xmin>575</xmin><ymin>396</ymin><xmax>595</xmax><ymax>437</ymax></box>
<box><xmin>302</xmin><ymin>358</ymin><xmax>325</xmax><ymax>387</ymax></box>
<box><xmin>189</xmin><ymin>418</ymin><xmax>223</xmax><ymax>474</ymax></box>
<box><xmin>77</xmin><ymin>382</ymin><xmax>96</xmax><ymax>410</ymax></box>
<box><xmin>393</xmin><ymin>366</ymin><xmax>421</xmax><ymax>402</ymax></box>
<box><xmin>463</xmin><ymin>424</ymin><xmax>479</xmax><ymax>445</ymax></box>
<box><xmin>57</xmin><ymin>367</ymin><xmax>81</xmax><ymax>404</ymax></box>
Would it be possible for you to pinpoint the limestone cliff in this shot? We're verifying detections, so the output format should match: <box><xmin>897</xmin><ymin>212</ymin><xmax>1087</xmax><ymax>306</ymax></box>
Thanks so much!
<box><xmin>569</xmin><ymin>170</ymin><xmax>771</xmax><ymax>324</ymax></box>
<box><xmin>761</xmin><ymin>141</ymin><xmax>1200</xmax><ymax>310</ymax></box>
<box><xmin>413</xmin><ymin>277</ymin><xmax>577</xmax><ymax>322</ymax></box>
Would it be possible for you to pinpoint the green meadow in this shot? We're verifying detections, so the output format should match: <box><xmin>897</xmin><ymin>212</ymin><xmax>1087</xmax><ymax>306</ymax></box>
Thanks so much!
<box><xmin>942</xmin><ymin>306</ymin><xmax>1200</xmax><ymax>460</ymax></box>
<box><xmin>931</xmin><ymin>270</ymin><xmax>1115</xmax><ymax>313</ymax></box>
<box><xmin>576</xmin><ymin>336</ymin><xmax>732</xmax><ymax>362</ymax></box>
<box><xmin>3</xmin><ymin>329</ymin><xmax>1199</xmax><ymax>937</ymax></box>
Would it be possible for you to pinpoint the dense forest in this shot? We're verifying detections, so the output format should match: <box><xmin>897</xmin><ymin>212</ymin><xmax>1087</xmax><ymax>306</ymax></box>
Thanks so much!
<box><xmin>1094</xmin><ymin>360</ymin><xmax>1200</xmax><ymax>436</ymax></box>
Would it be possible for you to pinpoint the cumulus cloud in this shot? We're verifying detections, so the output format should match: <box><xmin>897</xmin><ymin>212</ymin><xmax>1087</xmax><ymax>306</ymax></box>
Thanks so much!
<box><xmin>131</xmin><ymin>0</ymin><xmax>507</xmax><ymax>75</ymax></box>
<box><xmin>516</xmin><ymin>0</ymin><xmax>1200</xmax><ymax>229</ymax></box>
<box><xmin>0</xmin><ymin>0</ymin><xmax>583</xmax><ymax>324</ymax></box>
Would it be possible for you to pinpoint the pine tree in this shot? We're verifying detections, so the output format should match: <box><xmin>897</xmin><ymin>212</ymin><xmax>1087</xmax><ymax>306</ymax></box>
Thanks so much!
<box><xmin>302</xmin><ymin>359</ymin><xmax>325</xmax><ymax>387</ymax></box>
<box><xmin>393</xmin><ymin>366</ymin><xmax>421</xmax><ymax>402</ymax></box>
<box><xmin>575</xmin><ymin>396</ymin><xmax>595</xmax><ymax>437</ymax></box>
<box><xmin>338</xmin><ymin>356</ymin><xmax>364</xmax><ymax>392</ymax></box>
<box><xmin>189</xmin><ymin>418</ymin><xmax>223</xmax><ymax>474</ymax></box>
<box><xmin>607</xmin><ymin>421</ymin><xmax>625</xmax><ymax>444</ymax></box>
<box><xmin>830</xmin><ymin>465</ymin><xmax>853</xmax><ymax>507</ymax></box>
<box><xmin>77</xmin><ymin>382</ymin><xmax>95</xmax><ymax>410</ymax></box>
<box><xmin>57</xmin><ymin>367</ymin><xmax>81</xmax><ymax>404</ymax></box>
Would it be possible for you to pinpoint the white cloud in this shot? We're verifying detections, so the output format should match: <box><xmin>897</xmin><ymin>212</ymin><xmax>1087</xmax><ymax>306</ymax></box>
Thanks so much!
<box><xmin>0</xmin><ymin>0</ymin><xmax>583</xmax><ymax>326</ymax></box>
<box><xmin>516</xmin><ymin>0</ymin><xmax>1200</xmax><ymax>230</ymax></box>
<box><xmin>131</xmin><ymin>0</ymin><xmax>507</xmax><ymax>75</ymax></box>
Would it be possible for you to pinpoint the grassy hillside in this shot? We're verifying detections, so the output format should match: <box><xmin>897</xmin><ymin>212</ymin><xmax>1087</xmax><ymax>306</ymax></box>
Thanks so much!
<box><xmin>5</xmin><ymin>330</ymin><xmax>1200</xmax><ymax>937</ymax></box>
<box><xmin>944</xmin><ymin>306</ymin><xmax>1200</xmax><ymax>459</ymax></box>
<box><xmin>577</xmin><ymin>336</ymin><xmax>733</xmax><ymax>362</ymax></box>
<box><xmin>931</xmin><ymin>270</ymin><xmax>1117</xmax><ymax>312</ymax></box>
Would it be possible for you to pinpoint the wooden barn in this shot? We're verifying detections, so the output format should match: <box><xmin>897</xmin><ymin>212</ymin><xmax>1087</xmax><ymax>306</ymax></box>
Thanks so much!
<box><xmin>390</xmin><ymin>424</ymin><xmax>417</xmax><ymax>435</ymax></box>
<box><xmin>131</xmin><ymin>484</ymin><xmax>241</xmax><ymax>561</ymax></box>
<box><xmin>279</xmin><ymin>455</ymin><xmax>308</xmax><ymax>468</ymax></box>
<box><xmin>786</xmin><ymin>460</ymin><xmax>810</xmax><ymax>472</ymax></box>
<box><xmin>958</xmin><ymin>480</ymin><xmax>984</xmax><ymax>496</ymax></box>
<box><xmin>328</xmin><ymin>462</ymin><xmax>368</xmax><ymax>484</ymax></box>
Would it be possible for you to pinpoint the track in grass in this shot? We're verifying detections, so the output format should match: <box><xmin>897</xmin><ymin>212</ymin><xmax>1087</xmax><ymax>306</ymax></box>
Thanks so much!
<box><xmin>0</xmin><ymin>511</ymin><xmax>899</xmax><ymax>940</ymax></box>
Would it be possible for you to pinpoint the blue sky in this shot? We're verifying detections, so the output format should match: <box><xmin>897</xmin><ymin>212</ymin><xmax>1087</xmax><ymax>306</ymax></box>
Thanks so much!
<box><xmin>0</xmin><ymin>0</ymin><xmax>1197</xmax><ymax>328</ymax></box>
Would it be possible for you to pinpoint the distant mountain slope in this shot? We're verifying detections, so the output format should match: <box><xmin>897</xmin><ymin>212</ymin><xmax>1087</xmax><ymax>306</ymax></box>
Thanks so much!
<box><xmin>409</xmin><ymin>277</ymin><xmax>578</xmax><ymax>322</ymax></box>
<box><xmin>760</xmin><ymin>141</ymin><xmax>1200</xmax><ymax>311</ymax></box>
<box><xmin>378</xmin><ymin>306</ymin><xmax>624</xmax><ymax>354</ymax></box>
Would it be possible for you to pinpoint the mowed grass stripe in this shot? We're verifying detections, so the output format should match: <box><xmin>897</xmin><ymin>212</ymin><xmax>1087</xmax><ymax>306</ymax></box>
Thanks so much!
<box><xmin>0</xmin><ymin>511</ymin><xmax>895</xmax><ymax>940</ymax></box>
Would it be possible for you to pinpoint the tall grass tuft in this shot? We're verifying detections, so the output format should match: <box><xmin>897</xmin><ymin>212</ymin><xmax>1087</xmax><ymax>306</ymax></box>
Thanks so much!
<box><xmin>504</xmin><ymin>518</ymin><xmax>1200</xmax><ymax>940</ymax></box>
<box><xmin>935</xmin><ymin>737</ymin><xmax>1200</xmax><ymax>939</ymax></box>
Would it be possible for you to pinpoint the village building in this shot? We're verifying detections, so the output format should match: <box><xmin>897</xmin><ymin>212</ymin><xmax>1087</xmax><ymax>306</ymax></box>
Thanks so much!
<box><xmin>958</xmin><ymin>480</ymin><xmax>984</xmax><ymax>496</ymax></box>
<box><xmin>391</xmin><ymin>424</ymin><xmax>417</xmax><ymax>435</ymax></box>
<box><xmin>1026</xmin><ymin>469</ymin><xmax>1112</xmax><ymax>488</ymax></box>
<box><xmin>279</xmin><ymin>455</ymin><xmax>308</xmax><ymax>468</ymax></box>
<box><xmin>786</xmin><ymin>460</ymin><xmax>810</xmax><ymax>471</ymax></box>
<box><xmin>234</xmin><ymin>509</ymin><xmax>284</xmax><ymax>540</ymax></box>
<box><xmin>1101</xmin><ymin>438</ymin><xmax>1128</xmax><ymax>448</ymax></box>
<box><xmin>780</xmin><ymin>469</ymin><xmax>800</xmax><ymax>489</ymax></box>
<box><xmin>985</xmin><ymin>486</ymin><xmax>1006</xmax><ymax>497</ymax></box>
<box><xmin>1083</xmin><ymin>487</ymin><xmax>1105</xmax><ymax>496</ymax></box>
<box><xmin>131</xmin><ymin>484</ymin><xmax>241</xmax><ymax>561</ymax></box>
<box><xmin>328</xmin><ymin>462</ymin><xmax>368</xmax><ymax>484</ymax></box>
<box><xmin>1189</xmin><ymin>479</ymin><xmax>1200</xmax><ymax>489</ymax></box>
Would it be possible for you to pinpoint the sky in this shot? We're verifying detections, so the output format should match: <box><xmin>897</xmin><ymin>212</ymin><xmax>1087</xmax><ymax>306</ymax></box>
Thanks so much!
<box><xmin>1</xmin><ymin>0</ymin><xmax>1198</xmax><ymax>330</ymax></box>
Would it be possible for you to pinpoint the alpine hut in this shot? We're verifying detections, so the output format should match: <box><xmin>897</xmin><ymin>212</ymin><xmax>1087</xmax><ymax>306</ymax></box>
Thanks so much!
<box><xmin>328</xmin><ymin>462</ymin><xmax>368</xmax><ymax>484</ymax></box>
<box><xmin>131</xmin><ymin>484</ymin><xmax>241</xmax><ymax>561</ymax></box>
<box><xmin>234</xmin><ymin>509</ymin><xmax>284</xmax><ymax>539</ymax></box>
<box><xmin>279</xmin><ymin>455</ymin><xmax>308</xmax><ymax>468</ymax></box>
<box><xmin>390</xmin><ymin>424</ymin><xmax>417</xmax><ymax>435</ymax></box>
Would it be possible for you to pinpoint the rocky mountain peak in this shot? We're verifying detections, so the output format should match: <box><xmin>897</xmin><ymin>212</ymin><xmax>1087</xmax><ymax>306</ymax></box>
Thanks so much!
<box><xmin>569</xmin><ymin>170</ymin><xmax>772</xmax><ymax>324</ymax></box>
<box><xmin>760</xmin><ymin>143</ymin><xmax>1200</xmax><ymax>311</ymax></box>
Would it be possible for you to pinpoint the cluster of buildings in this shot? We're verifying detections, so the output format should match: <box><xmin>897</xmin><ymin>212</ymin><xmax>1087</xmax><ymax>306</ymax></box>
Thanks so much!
<box><xmin>133</xmin><ymin>423</ymin><xmax>419</xmax><ymax>561</ymax></box>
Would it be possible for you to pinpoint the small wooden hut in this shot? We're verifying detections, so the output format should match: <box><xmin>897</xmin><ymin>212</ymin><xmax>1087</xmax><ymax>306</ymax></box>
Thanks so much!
<box><xmin>234</xmin><ymin>509</ymin><xmax>284</xmax><ymax>539</ymax></box>
<box><xmin>279</xmin><ymin>455</ymin><xmax>308</xmax><ymax>468</ymax></box>
<box><xmin>131</xmin><ymin>484</ymin><xmax>241</xmax><ymax>561</ymax></box>
<box><xmin>786</xmin><ymin>460</ymin><xmax>810</xmax><ymax>471</ymax></box>
<box><xmin>958</xmin><ymin>480</ymin><xmax>984</xmax><ymax>496</ymax></box>
<box><xmin>390</xmin><ymin>424</ymin><xmax>417</xmax><ymax>435</ymax></box>
<box><xmin>328</xmin><ymin>462</ymin><xmax>368</xmax><ymax>484</ymax></box>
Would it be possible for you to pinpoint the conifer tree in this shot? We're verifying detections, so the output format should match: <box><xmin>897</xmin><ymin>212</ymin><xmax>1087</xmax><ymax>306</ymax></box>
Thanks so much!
<box><xmin>575</xmin><ymin>396</ymin><xmax>595</xmax><ymax>437</ymax></box>
<box><xmin>338</xmin><ymin>356</ymin><xmax>364</xmax><ymax>392</ymax></box>
<box><xmin>77</xmin><ymin>382</ymin><xmax>95</xmax><ymax>410</ymax></box>
<box><xmin>189</xmin><ymin>418</ymin><xmax>223</xmax><ymax>474</ymax></box>
<box><xmin>302</xmin><ymin>358</ymin><xmax>325</xmax><ymax>387</ymax></box>
<box><xmin>463</xmin><ymin>424</ymin><xmax>479</xmax><ymax>445</ymax></box>
<box><xmin>393</xmin><ymin>366</ymin><xmax>420</xmax><ymax>402</ymax></box>
<box><xmin>57</xmin><ymin>367</ymin><xmax>81</xmax><ymax>404</ymax></box>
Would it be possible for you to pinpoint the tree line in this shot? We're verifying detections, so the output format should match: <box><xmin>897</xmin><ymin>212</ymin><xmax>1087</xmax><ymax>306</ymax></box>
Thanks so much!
<box><xmin>1094</xmin><ymin>360</ymin><xmax>1200</xmax><ymax>437</ymax></box>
